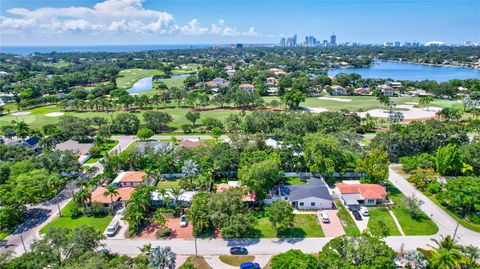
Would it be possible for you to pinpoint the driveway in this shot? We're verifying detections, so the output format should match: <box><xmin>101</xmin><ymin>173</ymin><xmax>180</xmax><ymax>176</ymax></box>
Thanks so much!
<box><xmin>317</xmin><ymin>210</ymin><xmax>345</xmax><ymax>237</ymax></box>
<box><xmin>106</xmin><ymin>214</ymin><xmax>128</xmax><ymax>240</ymax></box>
<box><xmin>138</xmin><ymin>218</ymin><xmax>193</xmax><ymax>239</ymax></box>
<box><xmin>348</xmin><ymin>209</ymin><xmax>369</xmax><ymax>232</ymax></box>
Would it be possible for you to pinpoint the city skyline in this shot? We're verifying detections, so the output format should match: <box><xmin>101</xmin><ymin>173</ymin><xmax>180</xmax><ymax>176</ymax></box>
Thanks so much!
<box><xmin>1</xmin><ymin>0</ymin><xmax>479</xmax><ymax>46</ymax></box>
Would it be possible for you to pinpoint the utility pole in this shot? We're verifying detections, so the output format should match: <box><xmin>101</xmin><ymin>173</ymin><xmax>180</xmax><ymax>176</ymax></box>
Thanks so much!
<box><xmin>452</xmin><ymin>222</ymin><xmax>460</xmax><ymax>241</ymax></box>
<box><xmin>57</xmin><ymin>201</ymin><xmax>62</xmax><ymax>217</ymax></box>
<box><xmin>194</xmin><ymin>229</ymin><xmax>198</xmax><ymax>257</ymax></box>
<box><xmin>20</xmin><ymin>235</ymin><xmax>27</xmax><ymax>253</ymax></box>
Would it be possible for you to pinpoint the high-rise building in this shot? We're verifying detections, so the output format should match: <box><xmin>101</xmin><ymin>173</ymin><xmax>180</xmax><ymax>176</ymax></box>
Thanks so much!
<box><xmin>323</xmin><ymin>40</ymin><xmax>328</xmax><ymax>47</ymax></box>
<box><xmin>280</xmin><ymin>37</ymin><xmax>286</xmax><ymax>47</ymax></box>
<box><xmin>305</xmin><ymin>36</ymin><xmax>317</xmax><ymax>46</ymax></box>
<box><xmin>330</xmin><ymin>33</ymin><xmax>336</xmax><ymax>45</ymax></box>
<box><xmin>293</xmin><ymin>34</ymin><xmax>297</xmax><ymax>46</ymax></box>
<box><xmin>394</xmin><ymin>41</ymin><xmax>401</xmax><ymax>47</ymax></box>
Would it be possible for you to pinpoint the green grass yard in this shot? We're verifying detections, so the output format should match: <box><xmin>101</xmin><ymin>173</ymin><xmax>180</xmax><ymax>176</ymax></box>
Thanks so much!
<box><xmin>40</xmin><ymin>201</ymin><xmax>112</xmax><ymax>235</ymax></box>
<box><xmin>116</xmin><ymin>68</ymin><xmax>166</xmax><ymax>89</ymax></box>
<box><xmin>157</xmin><ymin>179</ymin><xmax>180</xmax><ymax>189</ymax></box>
<box><xmin>285</xmin><ymin>177</ymin><xmax>307</xmax><ymax>185</ymax></box>
<box><xmin>85</xmin><ymin>140</ymin><xmax>119</xmax><ymax>164</ymax></box>
<box><xmin>334</xmin><ymin>200</ymin><xmax>361</xmax><ymax>236</ymax></box>
<box><xmin>251</xmin><ymin>214</ymin><xmax>324</xmax><ymax>238</ymax></box>
<box><xmin>367</xmin><ymin>207</ymin><xmax>401</xmax><ymax>236</ymax></box>
<box><xmin>0</xmin><ymin>231</ymin><xmax>9</xmax><ymax>240</ymax></box>
<box><xmin>179</xmin><ymin>256</ymin><xmax>212</xmax><ymax>269</ymax></box>
<box><xmin>386</xmin><ymin>183</ymin><xmax>439</xmax><ymax>235</ymax></box>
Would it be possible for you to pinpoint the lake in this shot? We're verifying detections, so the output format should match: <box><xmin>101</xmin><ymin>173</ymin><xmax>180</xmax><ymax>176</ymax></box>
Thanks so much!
<box><xmin>127</xmin><ymin>76</ymin><xmax>153</xmax><ymax>93</ymax></box>
<box><xmin>328</xmin><ymin>60</ymin><xmax>480</xmax><ymax>82</ymax></box>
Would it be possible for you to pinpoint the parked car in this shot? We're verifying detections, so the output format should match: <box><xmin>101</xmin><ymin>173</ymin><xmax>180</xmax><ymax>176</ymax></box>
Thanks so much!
<box><xmin>230</xmin><ymin>247</ymin><xmax>248</xmax><ymax>255</ymax></box>
<box><xmin>240</xmin><ymin>262</ymin><xmax>260</xmax><ymax>269</ymax></box>
<box><xmin>360</xmin><ymin>207</ymin><xmax>369</xmax><ymax>216</ymax></box>
<box><xmin>320</xmin><ymin>212</ymin><xmax>330</xmax><ymax>223</ymax></box>
<box><xmin>352</xmin><ymin>210</ymin><xmax>362</xmax><ymax>221</ymax></box>
<box><xmin>180</xmin><ymin>215</ymin><xmax>187</xmax><ymax>227</ymax></box>
<box><xmin>105</xmin><ymin>220</ymin><xmax>119</xmax><ymax>237</ymax></box>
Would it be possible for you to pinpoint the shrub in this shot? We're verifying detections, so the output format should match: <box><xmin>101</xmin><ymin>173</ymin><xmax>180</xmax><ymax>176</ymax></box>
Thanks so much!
<box><xmin>85</xmin><ymin>202</ymin><xmax>107</xmax><ymax>217</ymax></box>
<box><xmin>70</xmin><ymin>206</ymin><xmax>82</xmax><ymax>218</ymax></box>
<box><xmin>155</xmin><ymin>228</ymin><xmax>172</xmax><ymax>238</ymax></box>
<box><xmin>88</xmin><ymin>146</ymin><xmax>103</xmax><ymax>158</ymax></box>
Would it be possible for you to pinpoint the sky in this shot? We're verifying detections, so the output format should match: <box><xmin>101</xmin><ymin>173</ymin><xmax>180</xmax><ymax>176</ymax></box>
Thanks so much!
<box><xmin>0</xmin><ymin>0</ymin><xmax>479</xmax><ymax>46</ymax></box>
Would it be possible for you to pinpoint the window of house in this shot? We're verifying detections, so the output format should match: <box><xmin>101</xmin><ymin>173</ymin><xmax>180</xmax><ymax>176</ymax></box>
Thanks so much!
<box><xmin>367</xmin><ymin>199</ymin><xmax>375</xmax><ymax>203</ymax></box>
<box><xmin>284</xmin><ymin>197</ymin><xmax>288</xmax><ymax>200</ymax></box>
<box><xmin>311</xmin><ymin>202</ymin><xmax>315</xmax><ymax>206</ymax></box>
<box><xmin>299</xmin><ymin>202</ymin><xmax>304</xmax><ymax>206</ymax></box>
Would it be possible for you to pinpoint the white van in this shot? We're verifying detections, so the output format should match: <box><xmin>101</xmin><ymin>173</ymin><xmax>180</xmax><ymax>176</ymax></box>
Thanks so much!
<box><xmin>360</xmin><ymin>207</ymin><xmax>369</xmax><ymax>217</ymax></box>
<box><xmin>105</xmin><ymin>220</ymin><xmax>119</xmax><ymax>237</ymax></box>
<box><xmin>320</xmin><ymin>212</ymin><xmax>330</xmax><ymax>223</ymax></box>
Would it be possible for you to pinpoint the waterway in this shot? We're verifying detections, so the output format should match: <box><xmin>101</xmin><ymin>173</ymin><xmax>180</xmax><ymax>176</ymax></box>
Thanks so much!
<box><xmin>328</xmin><ymin>60</ymin><xmax>480</xmax><ymax>82</ymax></box>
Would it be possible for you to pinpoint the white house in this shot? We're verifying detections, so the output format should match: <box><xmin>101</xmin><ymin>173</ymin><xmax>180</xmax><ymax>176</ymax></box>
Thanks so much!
<box><xmin>264</xmin><ymin>178</ymin><xmax>333</xmax><ymax>210</ymax></box>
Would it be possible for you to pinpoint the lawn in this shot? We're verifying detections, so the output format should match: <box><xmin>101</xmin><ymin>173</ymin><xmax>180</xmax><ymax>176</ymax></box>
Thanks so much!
<box><xmin>367</xmin><ymin>207</ymin><xmax>401</xmax><ymax>236</ymax></box>
<box><xmin>40</xmin><ymin>201</ymin><xmax>112</xmax><ymax>235</ymax></box>
<box><xmin>116</xmin><ymin>68</ymin><xmax>166</xmax><ymax>89</ymax></box>
<box><xmin>251</xmin><ymin>214</ymin><xmax>324</xmax><ymax>238</ymax></box>
<box><xmin>386</xmin><ymin>183</ymin><xmax>439</xmax><ymax>235</ymax></box>
<box><xmin>142</xmin><ymin>77</ymin><xmax>187</xmax><ymax>97</ymax></box>
<box><xmin>285</xmin><ymin>177</ymin><xmax>307</xmax><ymax>185</ymax></box>
<box><xmin>157</xmin><ymin>180</ymin><xmax>180</xmax><ymax>189</ymax></box>
<box><xmin>179</xmin><ymin>256</ymin><xmax>212</xmax><ymax>269</ymax></box>
<box><xmin>0</xmin><ymin>106</ymin><xmax>246</xmax><ymax>130</ymax></box>
<box><xmin>334</xmin><ymin>200</ymin><xmax>361</xmax><ymax>236</ymax></box>
<box><xmin>85</xmin><ymin>140</ymin><xmax>119</xmax><ymax>164</ymax></box>
<box><xmin>0</xmin><ymin>231</ymin><xmax>9</xmax><ymax>240</ymax></box>
<box><xmin>299</xmin><ymin>96</ymin><xmax>458</xmax><ymax>112</ymax></box>
<box><xmin>219</xmin><ymin>255</ymin><xmax>255</xmax><ymax>266</ymax></box>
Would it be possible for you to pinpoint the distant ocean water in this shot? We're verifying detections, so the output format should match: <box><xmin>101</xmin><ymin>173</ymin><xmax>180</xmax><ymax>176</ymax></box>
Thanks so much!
<box><xmin>0</xmin><ymin>44</ymin><xmax>213</xmax><ymax>55</ymax></box>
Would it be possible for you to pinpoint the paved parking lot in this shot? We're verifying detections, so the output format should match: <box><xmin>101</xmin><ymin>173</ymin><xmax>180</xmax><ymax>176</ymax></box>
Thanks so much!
<box><xmin>317</xmin><ymin>210</ymin><xmax>345</xmax><ymax>237</ymax></box>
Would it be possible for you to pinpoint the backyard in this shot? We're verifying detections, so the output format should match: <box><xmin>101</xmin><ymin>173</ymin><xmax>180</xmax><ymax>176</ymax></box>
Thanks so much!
<box><xmin>85</xmin><ymin>140</ymin><xmax>119</xmax><ymax>164</ymax></box>
<box><xmin>39</xmin><ymin>201</ymin><xmax>112</xmax><ymax>235</ymax></box>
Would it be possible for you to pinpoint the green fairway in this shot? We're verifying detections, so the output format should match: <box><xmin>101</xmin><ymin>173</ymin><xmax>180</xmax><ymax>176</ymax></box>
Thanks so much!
<box><xmin>334</xmin><ymin>200</ymin><xmax>361</xmax><ymax>236</ymax></box>
<box><xmin>0</xmin><ymin>231</ymin><xmax>9</xmax><ymax>240</ymax></box>
<box><xmin>40</xmin><ymin>201</ymin><xmax>112</xmax><ymax>235</ymax></box>
<box><xmin>367</xmin><ymin>207</ymin><xmax>401</xmax><ymax>236</ymax></box>
<box><xmin>251</xmin><ymin>214</ymin><xmax>324</xmax><ymax>238</ymax></box>
<box><xmin>116</xmin><ymin>68</ymin><xmax>166</xmax><ymax>89</ymax></box>
<box><xmin>386</xmin><ymin>183</ymin><xmax>438</xmax><ymax>235</ymax></box>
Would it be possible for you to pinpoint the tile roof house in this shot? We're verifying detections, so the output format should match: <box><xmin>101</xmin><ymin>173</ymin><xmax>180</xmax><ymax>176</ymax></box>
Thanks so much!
<box><xmin>336</xmin><ymin>182</ymin><xmax>388</xmax><ymax>210</ymax></box>
<box><xmin>354</xmin><ymin>87</ymin><xmax>372</xmax><ymax>95</ymax></box>
<box><xmin>216</xmin><ymin>181</ymin><xmax>256</xmax><ymax>202</ymax></box>
<box><xmin>331</xmin><ymin>85</ymin><xmax>346</xmax><ymax>96</ymax></box>
<box><xmin>90</xmin><ymin>186</ymin><xmax>135</xmax><ymax>208</ymax></box>
<box><xmin>151</xmin><ymin>189</ymin><xmax>198</xmax><ymax>207</ymax></box>
<box><xmin>206</xmin><ymin>77</ymin><xmax>228</xmax><ymax>88</ymax></box>
<box><xmin>378</xmin><ymin>84</ymin><xmax>395</xmax><ymax>96</ymax></box>
<box><xmin>264</xmin><ymin>178</ymin><xmax>333</xmax><ymax>210</ymax></box>
<box><xmin>266</xmin><ymin>77</ymin><xmax>278</xmax><ymax>86</ymax></box>
<box><xmin>239</xmin><ymin>84</ymin><xmax>256</xmax><ymax>91</ymax></box>
<box><xmin>111</xmin><ymin>171</ymin><xmax>147</xmax><ymax>187</ymax></box>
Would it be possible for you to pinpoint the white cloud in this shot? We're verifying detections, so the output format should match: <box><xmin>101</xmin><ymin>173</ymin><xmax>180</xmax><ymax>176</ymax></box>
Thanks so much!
<box><xmin>181</xmin><ymin>19</ymin><xmax>209</xmax><ymax>35</ymax></box>
<box><xmin>0</xmin><ymin>0</ymin><xmax>260</xmax><ymax>38</ymax></box>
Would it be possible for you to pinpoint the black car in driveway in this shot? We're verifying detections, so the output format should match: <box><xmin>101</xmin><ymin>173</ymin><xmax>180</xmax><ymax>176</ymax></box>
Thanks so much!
<box><xmin>230</xmin><ymin>247</ymin><xmax>248</xmax><ymax>255</ymax></box>
<box><xmin>352</xmin><ymin>210</ymin><xmax>362</xmax><ymax>220</ymax></box>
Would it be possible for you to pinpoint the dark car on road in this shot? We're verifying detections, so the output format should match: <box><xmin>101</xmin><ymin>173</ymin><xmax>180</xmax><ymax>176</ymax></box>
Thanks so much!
<box><xmin>240</xmin><ymin>262</ymin><xmax>261</xmax><ymax>269</ymax></box>
<box><xmin>230</xmin><ymin>247</ymin><xmax>248</xmax><ymax>255</ymax></box>
<box><xmin>352</xmin><ymin>210</ymin><xmax>362</xmax><ymax>220</ymax></box>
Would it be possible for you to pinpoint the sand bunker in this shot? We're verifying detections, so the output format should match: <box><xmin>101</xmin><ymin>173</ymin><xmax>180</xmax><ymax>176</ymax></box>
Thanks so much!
<box><xmin>318</xmin><ymin>97</ymin><xmax>352</xmax><ymax>102</ymax></box>
<box><xmin>358</xmin><ymin>106</ymin><xmax>441</xmax><ymax>120</ymax></box>
<box><xmin>45</xmin><ymin>112</ymin><xmax>64</xmax><ymax>117</ymax></box>
<box><xmin>405</xmin><ymin>102</ymin><xmax>419</xmax><ymax>105</ymax></box>
<box><xmin>305</xmin><ymin>107</ymin><xmax>329</xmax><ymax>113</ymax></box>
<box><xmin>11</xmin><ymin>111</ymin><xmax>31</xmax><ymax>116</ymax></box>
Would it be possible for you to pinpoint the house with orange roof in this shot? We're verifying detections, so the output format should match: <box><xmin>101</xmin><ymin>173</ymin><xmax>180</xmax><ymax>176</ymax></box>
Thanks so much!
<box><xmin>216</xmin><ymin>181</ymin><xmax>256</xmax><ymax>202</ymax></box>
<box><xmin>239</xmin><ymin>84</ymin><xmax>255</xmax><ymax>92</ymax></box>
<box><xmin>90</xmin><ymin>186</ymin><xmax>136</xmax><ymax>208</ymax></box>
<box><xmin>111</xmin><ymin>171</ymin><xmax>147</xmax><ymax>188</ymax></box>
<box><xmin>335</xmin><ymin>181</ymin><xmax>388</xmax><ymax>210</ymax></box>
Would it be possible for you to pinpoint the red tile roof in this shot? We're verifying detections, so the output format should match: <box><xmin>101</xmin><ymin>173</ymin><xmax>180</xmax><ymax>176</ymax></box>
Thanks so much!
<box><xmin>119</xmin><ymin>171</ymin><xmax>146</xmax><ymax>183</ymax></box>
<box><xmin>90</xmin><ymin>186</ymin><xmax>135</xmax><ymax>204</ymax></box>
<box><xmin>336</xmin><ymin>183</ymin><xmax>387</xmax><ymax>200</ymax></box>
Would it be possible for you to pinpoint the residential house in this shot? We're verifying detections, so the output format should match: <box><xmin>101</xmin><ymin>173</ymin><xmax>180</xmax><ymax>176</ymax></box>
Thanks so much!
<box><xmin>264</xmin><ymin>178</ymin><xmax>333</xmax><ymax>210</ymax></box>
<box><xmin>266</xmin><ymin>77</ymin><xmax>278</xmax><ymax>86</ymax></box>
<box><xmin>239</xmin><ymin>84</ymin><xmax>256</xmax><ymax>92</ymax></box>
<box><xmin>206</xmin><ymin>77</ymin><xmax>228</xmax><ymax>88</ymax></box>
<box><xmin>179</xmin><ymin>139</ymin><xmax>202</xmax><ymax>148</ymax></box>
<box><xmin>22</xmin><ymin>136</ymin><xmax>41</xmax><ymax>149</ymax></box>
<box><xmin>409</xmin><ymin>89</ymin><xmax>434</xmax><ymax>97</ymax></box>
<box><xmin>111</xmin><ymin>171</ymin><xmax>147</xmax><ymax>188</ymax></box>
<box><xmin>268</xmin><ymin>68</ymin><xmax>286</xmax><ymax>76</ymax></box>
<box><xmin>336</xmin><ymin>182</ymin><xmax>388</xmax><ymax>211</ymax></box>
<box><xmin>331</xmin><ymin>85</ymin><xmax>346</xmax><ymax>96</ymax></box>
<box><xmin>151</xmin><ymin>189</ymin><xmax>198</xmax><ymax>207</ymax></box>
<box><xmin>354</xmin><ymin>87</ymin><xmax>371</xmax><ymax>95</ymax></box>
<box><xmin>390</xmin><ymin>82</ymin><xmax>403</xmax><ymax>88</ymax></box>
<box><xmin>136</xmin><ymin>141</ymin><xmax>172</xmax><ymax>153</ymax></box>
<box><xmin>54</xmin><ymin>139</ymin><xmax>94</xmax><ymax>164</ymax></box>
<box><xmin>90</xmin><ymin>186</ymin><xmax>135</xmax><ymax>208</ymax></box>
<box><xmin>378</xmin><ymin>84</ymin><xmax>395</xmax><ymax>96</ymax></box>
<box><xmin>216</xmin><ymin>181</ymin><xmax>256</xmax><ymax>202</ymax></box>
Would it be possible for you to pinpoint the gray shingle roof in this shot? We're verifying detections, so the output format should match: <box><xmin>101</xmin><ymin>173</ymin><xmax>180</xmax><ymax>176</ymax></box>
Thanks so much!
<box><xmin>280</xmin><ymin>178</ymin><xmax>332</xmax><ymax>201</ymax></box>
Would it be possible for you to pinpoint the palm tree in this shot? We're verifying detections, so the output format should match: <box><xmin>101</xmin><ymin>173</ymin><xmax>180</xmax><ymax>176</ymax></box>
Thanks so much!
<box><xmin>148</xmin><ymin>246</ymin><xmax>176</xmax><ymax>269</ymax></box>
<box><xmin>420</xmin><ymin>96</ymin><xmax>434</xmax><ymax>111</ymax></box>
<box><xmin>429</xmin><ymin>235</ymin><xmax>459</xmax><ymax>251</ymax></box>
<box><xmin>429</xmin><ymin>248</ymin><xmax>463</xmax><ymax>269</ymax></box>
<box><xmin>461</xmin><ymin>245</ymin><xmax>480</xmax><ymax>268</ymax></box>
<box><xmin>139</xmin><ymin>243</ymin><xmax>152</xmax><ymax>256</ymax></box>
<box><xmin>74</xmin><ymin>189</ymin><xmax>91</xmax><ymax>209</ymax></box>
<box><xmin>103</xmin><ymin>185</ymin><xmax>119</xmax><ymax>213</ymax></box>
